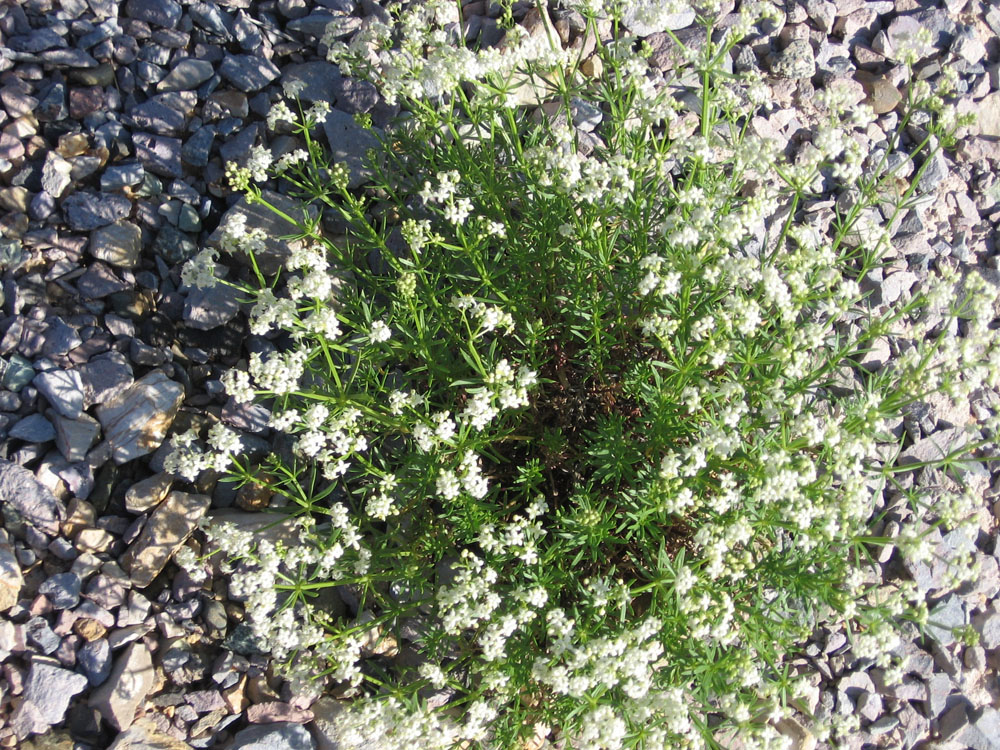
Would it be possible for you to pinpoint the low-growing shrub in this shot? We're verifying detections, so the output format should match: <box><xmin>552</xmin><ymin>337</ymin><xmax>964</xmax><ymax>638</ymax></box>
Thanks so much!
<box><xmin>171</xmin><ymin>1</ymin><xmax>996</xmax><ymax>747</ymax></box>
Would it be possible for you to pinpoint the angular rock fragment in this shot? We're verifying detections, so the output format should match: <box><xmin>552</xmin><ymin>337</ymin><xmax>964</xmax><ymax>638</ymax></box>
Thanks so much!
<box><xmin>122</xmin><ymin>491</ymin><xmax>210</xmax><ymax>587</ymax></box>
<box><xmin>88</xmin><ymin>641</ymin><xmax>155</xmax><ymax>731</ymax></box>
<box><xmin>96</xmin><ymin>371</ymin><xmax>184</xmax><ymax>464</ymax></box>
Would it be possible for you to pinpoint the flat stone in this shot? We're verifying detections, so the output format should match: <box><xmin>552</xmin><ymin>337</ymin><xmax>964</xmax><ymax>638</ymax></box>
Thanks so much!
<box><xmin>77</xmin><ymin>351</ymin><xmax>134</xmax><ymax>409</ymax></box>
<box><xmin>0</xmin><ymin>540</ymin><xmax>22</xmax><ymax>611</ymax></box>
<box><xmin>132</xmin><ymin>132</ymin><xmax>183</xmax><ymax>179</ymax></box>
<box><xmin>219</xmin><ymin>54</ymin><xmax>281</xmax><ymax>92</ymax></box>
<box><xmin>39</xmin><ymin>572</ymin><xmax>81</xmax><ymax>609</ymax></box>
<box><xmin>0</xmin><ymin>459</ymin><xmax>65</xmax><ymax>536</ymax></box>
<box><xmin>230</xmin><ymin>722</ymin><xmax>316</xmax><ymax>750</ymax></box>
<box><xmin>152</xmin><ymin>224</ymin><xmax>197</xmax><ymax>264</ymax></box>
<box><xmin>106</xmin><ymin>717</ymin><xmax>193</xmax><ymax>750</ymax></box>
<box><xmin>974</xmin><ymin>92</ymin><xmax>1000</xmax><ymax>138</ymax></box>
<box><xmin>621</xmin><ymin>6</ymin><xmax>694</xmax><ymax>35</ymax></box>
<box><xmin>9</xmin><ymin>414</ymin><xmax>56</xmax><ymax>442</ymax></box>
<box><xmin>125</xmin><ymin>0</ymin><xmax>182</xmax><ymax>27</ymax></box>
<box><xmin>125</xmin><ymin>98</ymin><xmax>188</xmax><ymax>137</ymax></box>
<box><xmin>42</xmin><ymin>152</ymin><xmax>73</xmax><ymax>199</ymax></box>
<box><xmin>181</xmin><ymin>126</ymin><xmax>215</xmax><ymax>167</ymax></box>
<box><xmin>897</xmin><ymin>428</ymin><xmax>969</xmax><ymax>468</ymax></box>
<box><xmin>771</xmin><ymin>39</ymin><xmax>817</xmax><ymax>79</ymax></box>
<box><xmin>96</xmin><ymin>371</ymin><xmax>184</xmax><ymax>465</ymax></box>
<box><xmin>926</xmin><ymin>594</ymin><xmax>967</xmax><ymax>646</ymax></box>
<box><xmin>121</xmin><ymin>491</ymin><xmax>210</xmax><ymax>588</ymax></box>
<box><xmin>62</xmin><ymin>192</ymin><xmax>132</xmax><ymax>231</ymax></box>
<box><xmin>279</xmin><ymin>61</ymin><xmax>341</xmax><ymax>103</ymax></box>
<box><xmin>207</xmin><ymin>190</ymin><xmax>309</xmax><ymax>275</ymax></box>
<box><xmin>101</xmin><ymin>163</ymin><xmax>145</xmax><ymax>192</ymax></box>
<box><xmin>78</xmin><ymin>638</ymin><xmax>112</xmax><ymax>686</ymax></box>
<box><xmin>33</xmin><ymin>369</ymin><xmax>85</xmax><ymax>420</ymax></box>
<box><xmin>10</xmin><ymin>659</ymin><xmax>89</xmax><ymax>738</ymax></box>
<box><xmin>53</xmin><ymin>413</ymin><xmax>101</xmax><ymax>463</ymax></box>
<box><xmin>77</xmin><ymin>262</ymin><xmax>131</xmax><ymax>298</ymax></box>
<box><xmin>124</xmin><ymin>473</ymin><xmax>173</xmax><ymax>513</ymax></box>
<box><xmin>183</xmin><ymin>284</ymin><xmax>242</xmax><ymax>330</ymax></box>
<box><xmin>7</xmin><ymin>27</ymin><xmax>67</xmax><ymax>53</ymax></box>
<box><xmin>246</xmin><ymin>702</ymin><xmax>315</xmax><ymax>724</ymax></box>
<box><xmin>320</xmin><ymin>108</ymin><xmax>382</xmax><ymax>189</ymax></box>
<box><xmin>89</xmin><ymin>221</ymin><xmax>142</xmax><ymax>269</ymax></box>
<box><xmin>157</xmin><ymin>58</ymin><xmax>216</xmax><ymax>93</ymax></box>
<box><xmin>88</xmin><ymin>641</ymin><xmax>155</xmax><ymax>731</ymax></box>
<box><xmin>26</xmin><ymin>616</ymin><xmax>61</xmax><ymax>654</ymax></box>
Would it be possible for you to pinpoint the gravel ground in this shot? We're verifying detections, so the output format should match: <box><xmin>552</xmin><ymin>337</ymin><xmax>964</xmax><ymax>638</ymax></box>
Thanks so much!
<box><xmin>0</xmin><ymin>0</ymin><xmax>998</xmax><ymax>748</ymax></box>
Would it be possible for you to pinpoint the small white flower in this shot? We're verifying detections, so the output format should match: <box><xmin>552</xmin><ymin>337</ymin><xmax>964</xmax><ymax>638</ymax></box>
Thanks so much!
<box><xmin>369</xmin><ymin>320</ymin><xmax>392</xmax><ymax>343</ymax></box>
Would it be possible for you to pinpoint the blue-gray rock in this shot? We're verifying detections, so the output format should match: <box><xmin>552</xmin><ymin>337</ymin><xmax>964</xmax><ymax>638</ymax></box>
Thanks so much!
<box><xmin>183</xmin><ymin>284</ymin><xmax>242</xmax><ymax>330</ymax></box>
<box><xmin>125</xmin><ymin>0</ymin><xmax>182</xmax><ymax>27</ymax></box>
<box><xmin>132</xmin><ymin>132</ymin><xmax>183</xmax><ymax>178</ymax></box>
<box><xmin>182</xmin><ymin>126</ymin><xmax>215</xmax><ymax>167</ymax></box>
<box><xmin>89</xmin><ymin>221</ymin><xmax>142</xmax><ymax>269</ymax></box>
<box><xmin>926</xmin><ymin>594</ymin><xmax>967</xmax><ymax>646</ymax></box>
<box><xmin>100</xmin><ymin>162</ymin><xmax>145</xmax><ymax>192</ymax></box>
<box><xmin>2</xmin><ymin>354</ymin><xmax>36</xmax><ymax>392</ymax></box>
<box><xmin>43</xmin><ymin>318</ymin><xmax>82</xmax><ymax>357</ymax></box>
<box><xmin>54</xmin><ymin>413</ymin><xmax>101</xmax><ymax>463</ymax></box>
<box><xmin>321</xmin><ymin>108</ymin><xmax>382</xmax><ymax>189</ymax></box>
<box><xmin>96</xmin><ymin>371</ymin><xmax>185</xmax><ymax>465</ymax></box>
<box><xmin>36</xmin><ymin>81</ymin><xmax>67</xmax><ymax>121</ymax></box>
<box><xmin>29</xmin><ymin>191</ymin><xmax>56</xmax><ymax>221</ymax></box>
<box><xmin>7</xmin><ymin>28</ymin><xmax>67</xmax><ymax>53</ymax></box>
<box><xmin>62</xmin><ymin>191</ymin><xmax>132</xmax><ymax>230</ymax></box>
<box><xmin>218</xmin><ymin>121</ymin><xmax>260</xmax><ymax>164</ymax></box>
<box><xmin>219</xmin><ymin>54</ymin><xmax>281</xmax><ymax>92</ymax></box>
<box><xmin>9</xmin><ymin>659</ymin><xmax>89</xmax><ymax>738</ymax></box>
<box><xmin>25</xmin><ymin>616</ymin><xmax>61</xmax><ymax>654</ymax></box>
<box><xmin>40</xmin><ymin>48</ymin><xmax>99</xmax><ymax>68</ymax></box>
<box><xmin>77</xmin><ymin>262</ymin><xmax>131</xmax><ymax>298</ymax></box>
<box><xmin>41</xmin><ymin>151</ymin><xmax>73</xmax><ymax>198</ymax></box>
<box><xmin>39</xmin><ymin>572</ymin><xmax>82</xmax><ymax>609</ymax></box>
<box><xmin>88</xmin><ymin>641</ymin><xmax>155</xmax><ymax>731</ymax></box>
<box><xmin>222</xmin><ymin>398</ymin><xmax>270</xmax><ymax>434</ymax></box>
<box><xmin>287</xmin><ymin>11</ymin><xmax>343</xmax><ymax>38</ymax></box>
<box><xmin>178</xmin><ymin>203</ymin><xmax>201</xmax><ymax>233</ymax></box>
<box><xmin>9</xmin><ymin>414</ymin><xmax>56</xmax><ymax>443</ymax></box>
<box><xmin>158</xmin><ymin>58</ymin><xmax>216</xmax><ymax>93</ymax></box>
<box><xmin>125</xmin><ymin>98</ymin><xmax>188</xmax><ymax>137</ymax></box>
<box><xmin>190</xmin><ymin>1</ymin><xmax>234</xmax><ymax>37</ymax></box>
<box><xmin>78</xmin><ymin>638</ymin><xmax>113</xmax><ymax>686</ymax></box>
<box><xmin>77</xmin><ymin>351</ymin><xmax>134</xmax><ymax>409</ymax></box>
<box><xmin>280</xmin><ymin>61</ymin><xmax>342</xmax><ymax>104</ymax></box>
<box><xmin>0</xmin><ymin>460</ymin><xmax>65</xmax><ymax>537</ymax></box>
<box><xmin>331</xmin><ymin>77</ymin><xmax>378</xmax><ymax>114</ymax></box>
<box><xmin>153</xmin><ymin>224</ymin><xmax>197</xmax><ymax>264</ymax></box>
<box><xmin>230</xmin><ymin>722</ymin><xmax>316</xmax><ymax>750</ymax></box>
<box><xmin>33</xmin><ymin>369</ymin><xmax>85</xmax><ymax>420</ymax></box>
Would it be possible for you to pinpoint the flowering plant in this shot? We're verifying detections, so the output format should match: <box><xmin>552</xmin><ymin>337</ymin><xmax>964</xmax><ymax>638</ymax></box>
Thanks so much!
<box><xmin>172</xmin><ymin>0</ymin><xmax>994</xmax><ymax>747</ymax></box>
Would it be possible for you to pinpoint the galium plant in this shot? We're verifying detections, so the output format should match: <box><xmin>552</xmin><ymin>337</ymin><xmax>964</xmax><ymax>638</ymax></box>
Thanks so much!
<box><xmin>171</xmin><ymin>0</ymin><xmax>996</xmax><ymax>747</ymax></box>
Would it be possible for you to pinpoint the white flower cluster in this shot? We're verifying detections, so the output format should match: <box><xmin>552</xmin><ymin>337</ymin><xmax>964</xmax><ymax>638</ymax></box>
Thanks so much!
<box><xmin>458</xmin><ymin>358</ymin><xmax>538</xmax><ymax>430</ymax></box>
<box><xmin>450</xmin><ymin>295</ymin><xmax>515</xmax><ymax>334</ymax></box>
<box><xmin>163</xmin><ymin>424</ymin><xmax>242</xmax><ymax>481</ymax></box>
<box><xmin>436</xmin><ymin>450</ymin><xmax>489</xmax><ymax>501</ymax></box>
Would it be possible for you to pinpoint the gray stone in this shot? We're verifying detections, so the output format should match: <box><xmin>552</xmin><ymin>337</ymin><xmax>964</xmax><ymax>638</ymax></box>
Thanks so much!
<box><xmin>42</xmin><ymin>151</ymin><xmax>73</xmax><ymax>199</ymax></box>
<box><xmin>126</xmin><ymin>98</ymin><xmax>188</xmax><ymax>137</ymax></box>
<box><xmin>330</xmin><ymin>77</ymin><xmax>379</xmax><ymax>114</ymax></box>
<box><xmin>107</xmin><ymin>718</ymin><xmax>193</xmax><ymax>750</ymax></box>
<box><xmin>157</xmin><ymin>58</ymin><xmax>216</xmax><ymax>93</ymax></box>
<box><xmin>89</xmin><ymin>221</ymin><xmax>142</xmax><ymax>269</ymax></box>
<box><xmin>977</xmin><ymin>610</ymin><xmax>1000</xmax><ymax>650</ymax></box>
<box><xmin>897</xmin><ymin>428</ymin><xmax>968</xmax><ymax>468</ymax></box>
<box><xmin>39</xmin><ymin>572</ymin><xmax>81</xmax><ymax>609</ymax></box>
<box><xmin>96</xmin><ymin>371</ymin><xmax>184</xmax><ymax>465</ymax></box>
<box><xmin>43</xmin><ymin>319</ymin><xmax>82</xmax><ymax>357</ymax></box>
<box><xmin>101</xmin><ymin>162</ymin><xmax>145</xmax><ymax>192</ymax></box>
<box><xmin>183</xmin><ymin>284</ymin><xmax>242</xmax><ymax>330</ymax></box>
<box><xmin>2</xmin><ymin>354</ymin><xmax>35</xmax><ymax>392</ymax></box>
<box><xmin>917</xmin><ymin>146</ymin><xmax>948</xmax><ymax>195</ymax></box>
<box><xmin>125</xmin><ymin>473</ymin><xmax>174</xmax><ymax>513</ymax></box>
<box><xmin>230</xmin><ymin>722</ymin><xmax>316</xmax><ymax>750</ymax></box>
<box><xmin>0</xmin><ymin>459</ymin><xmax>65</xmax><ymax>536</ymax></box>
<box><xmin>621</xmin><ymin>6</ymin><xmax>694</xmax><ymax>35</ymax></box>
<box><xmin>89</xmin><ymin>641</ymin><xmax>155</xmax><ymax>731</ymax></box>
<box><xmin>153</xmin><ymin>224</ymin><xmax>198</xmax><ymax>264</ymax></box>
<box><xmin>25</xmin><ymin>616</ymin><xmax>60</xmax><ymax>654</ymax></box>
<box><xmin>926</xmin><ymin>595</ymin><xmax>967</xmax><ymax>646</ymax></box>
<box><xmin>34</xmin><ymin>368</ymin><xmax>85</xmax><ymax>420</ymax></box>
<box><xmin>78</xmin><ymin>638</ymin><xmax>112</xmax><ymax>686</ymax></box>
<box><xmin>961</xmin><ymin>707</ymin><xmax>1000</xmax><ymax>750</ymax></box>
<box><xmin>951</xmin><ymin>25</ymin><xmax>985</xmax><ymax>65</ymax></box>
<box><xmin>77</xmin><ymin>262</ymin><xmax>131</xmax><ymax>298</ymax></box>
<box><xmin>7</xmin><ymin>27</ymin><xmax>67</xmax><ymax>53</ymax></box>
<box><xmin>939</xmin><ymin>703</ymin><xmax>970</xmax><ymax>741</ymax></box>
<box><xmin>280</xmin><ymin>61</ymin><xmax>342</xmax><ymax>103</ymax></box>
<box><xmin>54</xmin><ymin>412</ymin><xmax>101</xmax><ymax>463</ymax></box>
<box><xmin>182</xmin><ymin>126</ymin><xmax>215</xmax><ymax>167</ymax></box>
<box><xmin>126</xmin><ymin>0</ymin><xmax>182</xmax><ymax>27</ymax></box>
<box><xmin>926</xmin><ymin>673</ymin><xmax>952</xmax><ymax>717</ymax></box>
<box><xmin>132</xmin><ymin>132</ymin><xmax>183</xmax><ymax>178</ymax></box>
<box><xmin>0</xmin><ymin>540</ymin><xmax>22</xmax><ymax>611</ymax></box>
<box><xmin>219</xmin><ymin>54</ymin><xmax>281</xmax><ymax>92</ymax></box>
<box><xmin>10</xmin><ymin>659</ymin><xmax>89</xmax><ymax>738</ymax></box>
<box><xmin>771</xmin><ymin>40</ymin><xmax>817</xmax><ymax>79</ymax></box>
<box><xmin>122</xmin><ymin>491</ymin><xmax>210</xmax><ymax>587</ymax></box>
<box><xmin>207</xmin><ymin>190</ymin><xmax>310</xmax><ymax>275</ymax></box>
<box><xmin>9</xmin><ymin>414</ymin><xmax>56</xmax><ymax>442</ymax></box>
<box><xmin>320</xmin><ymin>108</ymin><xmax>382</xmax><ymax>189</ymax></box>
<box><xmin>63</xmin><ymin>191</ymin><xmax>132</xmax><ymax>230</ymax></box>
<box><xmin>77</xmin><ymin>351</ymin><xmax>134</xmax><ymax>408</ymax></box>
